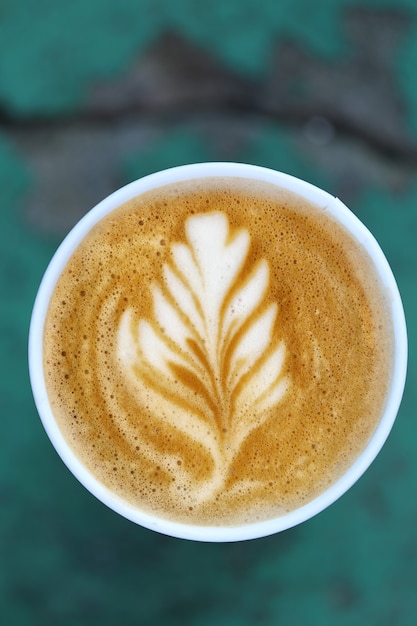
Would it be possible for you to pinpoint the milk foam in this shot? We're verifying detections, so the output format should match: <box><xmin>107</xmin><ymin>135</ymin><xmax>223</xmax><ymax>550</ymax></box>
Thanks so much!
<box><xmin>118</xmin><ymin>212</ymin><xmax>289</xmax><ymax>504</ymax></box>
<box><xmin>43</xmin><ymin>178</ymin><xmax>392</xmax><ymax>525</ymax></box>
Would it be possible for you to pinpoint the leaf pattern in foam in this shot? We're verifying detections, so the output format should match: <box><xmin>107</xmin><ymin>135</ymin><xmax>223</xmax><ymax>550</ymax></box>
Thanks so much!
<box><xmin>118</xmin><ymin>211</ymin><xmax>289</xmax><ymax>501</ymax></box>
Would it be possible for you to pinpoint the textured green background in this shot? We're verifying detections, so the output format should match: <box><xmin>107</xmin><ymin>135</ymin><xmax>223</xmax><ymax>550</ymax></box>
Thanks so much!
<box><xmin>0</xmin><ymin>1</ymin><xmax>415</xmax><ymax>624</ymax></box>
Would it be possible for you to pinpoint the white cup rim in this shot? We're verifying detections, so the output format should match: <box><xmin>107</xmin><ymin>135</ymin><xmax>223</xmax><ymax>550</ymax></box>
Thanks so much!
<box><xmin>29</xmin><ymin>162</ymin><xmax>408</xmax><ymax>541</ymax></box>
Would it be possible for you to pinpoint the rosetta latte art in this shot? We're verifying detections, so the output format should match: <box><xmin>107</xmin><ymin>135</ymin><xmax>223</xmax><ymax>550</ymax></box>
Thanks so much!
<box><xmin>118</xmin><ymin>212</ymin><xmax>289</xmax><ymax>504</ymax></box>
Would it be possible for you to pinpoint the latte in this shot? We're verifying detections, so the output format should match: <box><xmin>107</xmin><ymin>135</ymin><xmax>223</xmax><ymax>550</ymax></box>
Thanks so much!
<box><xmin>43</xmin><ymin>177</ymin><xmax>393</xmax><ymax>526</ymax></box>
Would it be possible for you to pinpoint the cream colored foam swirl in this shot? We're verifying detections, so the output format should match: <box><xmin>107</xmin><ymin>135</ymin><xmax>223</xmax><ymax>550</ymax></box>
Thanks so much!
<box><xmin>117</xmin><ymin>212</ymin><xmax>289</xmax><ymax>505</ymax></box>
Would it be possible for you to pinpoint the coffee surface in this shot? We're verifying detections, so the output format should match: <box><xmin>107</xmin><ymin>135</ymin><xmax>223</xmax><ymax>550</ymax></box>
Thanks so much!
<box><xmin>44</xmin><ymin>178</ymin><xmax>392</xmax><ymax>525</ymax></box>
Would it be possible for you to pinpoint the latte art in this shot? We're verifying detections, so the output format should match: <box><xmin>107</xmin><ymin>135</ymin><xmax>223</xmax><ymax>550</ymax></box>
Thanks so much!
<box><xmin>43</xmin><ymin>178</ymin><xmax>392</xmax><ymax>526</ymax></box>
<box><xmin>118</xmin><ymin>212</ymin><xmax>289</xmax><ymax>504</ymax></box>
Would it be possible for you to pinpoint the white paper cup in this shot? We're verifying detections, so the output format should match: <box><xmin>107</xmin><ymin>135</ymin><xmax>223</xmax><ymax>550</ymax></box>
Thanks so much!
<box><xmin>29</xmin><ymin>163</ymin><xmax>407</xmax><ymax>542</ymax></box>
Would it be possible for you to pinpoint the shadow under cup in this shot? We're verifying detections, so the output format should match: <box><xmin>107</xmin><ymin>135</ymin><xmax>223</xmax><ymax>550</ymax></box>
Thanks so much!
<box><xmin>28</xmin><ymin>163</ymin><xmax>407</xmax><ymax>542</ymax></box>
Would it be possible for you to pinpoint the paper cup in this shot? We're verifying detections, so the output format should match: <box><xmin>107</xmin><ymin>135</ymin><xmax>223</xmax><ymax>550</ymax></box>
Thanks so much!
<box><xmin>29</xmin><ymin>163</ymin><xmax>407</xmax><ymax>541</ymax></box>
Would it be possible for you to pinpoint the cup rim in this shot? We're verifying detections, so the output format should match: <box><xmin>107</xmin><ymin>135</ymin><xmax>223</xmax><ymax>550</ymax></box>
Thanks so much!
<box><xmin>28</xmin><ymin>162</ymin><xmax>408</xmax><ymax>542</ymax></box>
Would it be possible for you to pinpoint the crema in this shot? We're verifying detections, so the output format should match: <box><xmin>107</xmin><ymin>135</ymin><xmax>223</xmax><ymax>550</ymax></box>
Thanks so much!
<box><xmin>43</xmin><ymin>178</ymin><xmax>392</xmax><ymax>526</ymax></box>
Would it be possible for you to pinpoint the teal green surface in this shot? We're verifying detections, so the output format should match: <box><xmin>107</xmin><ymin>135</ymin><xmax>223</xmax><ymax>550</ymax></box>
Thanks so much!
<box><xmin>0</xmin><ymin>0</ymin><xmax>357</xmax><ymax>113</ymax></box>
<box><xmin>1</xmin><ymin>1</ymin><xmax>416</xmax><ymax>625</ymax></box>
<box><xmin>1</xmin><ymin>0</ymin><xmax>416</xmax><ymax>113</ymax></box>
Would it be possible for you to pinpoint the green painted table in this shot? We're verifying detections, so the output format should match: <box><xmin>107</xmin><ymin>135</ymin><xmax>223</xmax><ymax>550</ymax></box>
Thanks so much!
<box><xmin>1</xmin><ymin>1</ymin><xmax>415</xmax><ymax>624</ymax></box>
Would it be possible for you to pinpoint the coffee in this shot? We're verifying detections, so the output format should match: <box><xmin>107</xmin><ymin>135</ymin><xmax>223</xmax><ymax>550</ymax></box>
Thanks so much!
<box><xmin>43</xmin><ymin>177</ymin><xmax>392</xmax><ymax>526</ymax></box>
